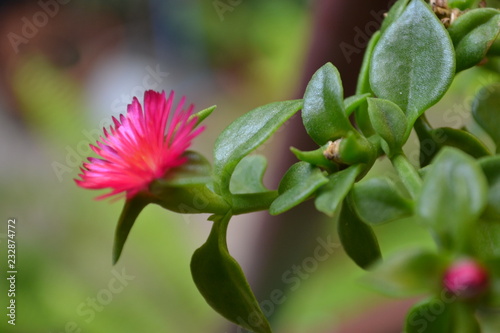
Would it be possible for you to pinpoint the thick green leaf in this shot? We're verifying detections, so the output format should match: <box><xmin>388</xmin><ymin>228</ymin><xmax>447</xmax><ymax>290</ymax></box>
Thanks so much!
<box><xmin>380</xmin><ymin>0</ymin><xmax>410</xmax><ymax>34</ymax></box>
<box><xmin>230</xmin><ymin>155</ymin><xmax>269</xmax><ymax>194</ymax></box>
<box><xmin>429</xmin><ymin>128</ymin><xmax>491</xmax><ymax>158</ymax></box>
<box><xmin>315</xmin><ymin>165</ymin><xmax>363</xmax><ymax>216</ymax></box>
<box><xmin>367</xmin><ymin>98</ymin><xmax>408</xmax><ymax>156</ymax></box>
<box><xmin>416</xmin><ymin>148</ymin><xmax>488</xmax><ymax>251</ymax></box>
<box><xmin>479</xmin><ymin>155</ymin><xmax>500</xmax><ymax>219</ymax></box>
<box><xmin>156</xmin><ymin>151</ymin><xmax>212</xmax><ymax>187</ymax></box>
<box><xmin>344</xmin><ymin>93</ymin><xmax>371</xmax><ymax>116</ymax></box>
<box><xmin>112</xmin><ymin>195</ymin><xmax>149</xmax><ymax>264</ymax></box>
<box><xmin>191</xmin><ymin>105</ymin><xmax>216</xmax><ymax>127</ymax></box>
<box><xmin>191</xmin><ymin>212</ymin><xmax>272</xmax><ymax>333</ymax></box>
<box><xmin>337</xmin><ymin>200</ymin><xmax>381</xmax><ymax>270</ymax></box>
<box><xmin>364</xmin><ymin>250</ymin><xmax>446</xmax><ymax>297</ymax></box>
<box><xmin>350</xmin><ymin>177</ymin><xmax>413</xmax><ymax>225</ymax></box>
<box><xmin>355</xmin><ymin>31</ymin><xmax>381</xmax><ymax>136</ymax></box>
<box><xmin>370</xmin><ymin>0</ymin><xmax>455</xmax><ymax>125</ymax></box>
<box><xmin>269</xmin><ymin>162</ymin><xmax>328</xmax><ymax>215</ymax></box>
<box><xmin>472</xmin><ymin>83</ymin><xmax>500</xmax><ymax>150</ymax></box>
<box><xmin>448</xmin><ymin>8</ymin><xmax>500</xmax><ymax>72</ymax></box>
<box><xmin>406</xmin><ymin>299</ymin><xmax>480</xmax><ymax>333</ymax></box>
<box><xmin>290</xmin><ymin>145</ymin><xmax>338</xmax><ymax>172</ymax></box>
<box><xmin>302</xmin><ymin>63</ymin><xmax>354</xmax><ymax>145</ymax></box>
<box><xmin>213</xmin><ymin>100</ymin><xmax>302</xmax><ymax>196</ymax></box>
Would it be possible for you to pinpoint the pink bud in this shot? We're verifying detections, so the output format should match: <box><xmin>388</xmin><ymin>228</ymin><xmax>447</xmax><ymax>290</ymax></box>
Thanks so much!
<box><xmin>443</xmin><ymin>258</ymin><xmax>489</xmax><ymax>299</ymax></box>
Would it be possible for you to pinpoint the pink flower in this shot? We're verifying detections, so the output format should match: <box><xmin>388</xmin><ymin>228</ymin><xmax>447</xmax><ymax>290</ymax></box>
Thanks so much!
<box><xmin>443</xmin><ymin>258</ymin><xmax>489</xmax><ymax>299</ymax></box>
<box><xmin>75</xmin><ymin>90</ymin><xmax>203</xmax><ymax>200</ymax></box>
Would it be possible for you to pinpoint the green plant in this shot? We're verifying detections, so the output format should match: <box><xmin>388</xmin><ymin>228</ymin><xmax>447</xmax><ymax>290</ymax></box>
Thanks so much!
<box><xmin>77</xmin><ymin>0</ymin><xmax>500</xmax><ymax>331</ymax></box>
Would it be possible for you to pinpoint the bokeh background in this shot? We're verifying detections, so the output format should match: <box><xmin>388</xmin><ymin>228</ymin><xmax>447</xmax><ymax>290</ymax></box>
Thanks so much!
<box><xmin>0</xmin><ymin>0</ymin><xmax>499</xmax><ymax>332</ymax></box>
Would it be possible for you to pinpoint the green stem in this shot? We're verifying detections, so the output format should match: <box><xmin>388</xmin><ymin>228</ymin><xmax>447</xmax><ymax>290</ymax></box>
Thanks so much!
<box><xmin>390</xmin><ymin>152</ymin><xmax>422</xmax><ymax>199</ymax></box>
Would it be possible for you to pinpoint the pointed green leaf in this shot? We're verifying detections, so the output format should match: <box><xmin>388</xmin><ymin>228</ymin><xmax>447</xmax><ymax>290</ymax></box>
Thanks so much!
<box><xmin>370</xmin><ymin>0</ymin><xmax>455</xmax><ymax>124</ymax></box>
<box><xmin>416</xmin><ymin>147</ymin><xmax>488</xmax><ymax>251</ymax></box>
<box><xmin>350</xmin><ymin>177</ymin><xmax>413</xmax><ymax>225</ymax></box>
<box><xmin>214</xmin><ymin>100</ymin><xmax>302</xmax><ymax>196</ymax></box>
<box><xmin>302</xmin><ymin>62</ymin><xmax>354</xmax><ymax>145</ymax></box>
<box><xmin>380</xmin><ymin>0</ymin><xmax>410</xmax><ymax>34</ymax></box>
<box><xmin>155</xmin><ymin>151</ymin><xmax>212</xmax><ymax>187</ymax></box>
<box><xmin>344</xmin><ymin>93</ymin><xmax>371</xmax><ymax>116</ymax></box>
<box><xmin>315</xmin><ymin>165</ymin><xmax>363</xmax><ymax>216</ymax></box>
<box><xmin>338</xmin><ymin>200</ymin><xmax>381</xmax><ymax>270</ymax></box>
<box><xmin>448</xmin><ymin>8</ymin><xmax>500</xmax><ymax>72</ymax></box>
<box><xmin>191</xmin><ymin>212</ymin><xmax>272</xmax><ymax>333</ymax></box>
<box><xmin>113</xmin><ymin>195</ymin><xmax>149</xmax><ymax>264</ymax></box>
<box><xmin>269</xmin><ymin>162</ymin><xmax>328</xmax><ymax>215</ymax></box>
<box><xmin>415</xmin><ymin>121</ymin><xmax>491</xmax><ymax>167</ymax></box>
<box><xmin>406</xmin><ymin>299</ymin><xmax>480</xmax><ymax>333</ymax></box>
<box><xmin>290</xmin><ymin>145</ymin><xmax>338</xmax><ymax>172</ymax></box>
<box><xmin>367</xmin><ymin>98</ymin><xmax>408</xmax><ymax>156</ymax></box>
<box><xmin>230</xmin><ymin>155</ymin><xmax>269</xmax><ymax>194</ymax></box>
<box><xmin>365</xmin><ymin>250</ymin><xmax>446</xmax><ymax>297</ymax></box>
<box><xmin>430</xmin><ymin>128</ymin><xmax>491</xmax><ymax>159</ymax></box>
<box><xmin>191</xmin><ymin>105</ymin><xmax>216</xmax><ymax>127</ymax></box>
<box><xmin>472</xmin><ymin>83</ymin><xmax>500</xmax><ymax>150</ymax></box>
<box><xmin>355</xmin><ymin>31</ymin><xmax>381</xmax><ymax>136</ymax></box>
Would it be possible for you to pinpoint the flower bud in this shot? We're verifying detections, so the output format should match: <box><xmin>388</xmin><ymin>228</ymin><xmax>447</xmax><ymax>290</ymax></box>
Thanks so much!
<box><xmin>443</xmin><ymin>258</ymin><xmax>489</xmax><ymax>299</ymax></box>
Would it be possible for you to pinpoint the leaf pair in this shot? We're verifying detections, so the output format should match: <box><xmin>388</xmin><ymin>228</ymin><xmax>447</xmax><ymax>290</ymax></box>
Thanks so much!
<box><xmin>213</xmin><ymin>100</ymin><xmax>303</xmax><ymax>198</ymax></box>
<box><xmin>448</xmin><ymin>8</ymin><xmax>500</xmax><ymax>72</ymax></box>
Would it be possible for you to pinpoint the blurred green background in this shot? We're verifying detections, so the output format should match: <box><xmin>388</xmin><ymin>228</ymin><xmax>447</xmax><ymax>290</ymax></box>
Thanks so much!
<box><xmin>0</xmin><ymin>1</ymin><xmax>499</xmax><ymax>333</ymax></box>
